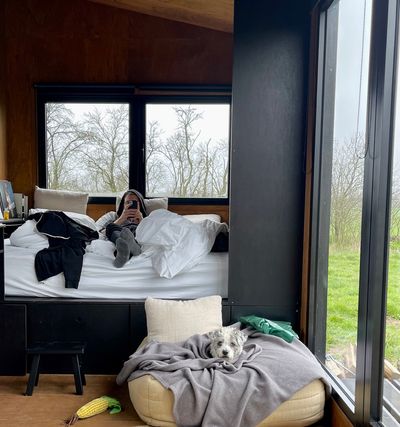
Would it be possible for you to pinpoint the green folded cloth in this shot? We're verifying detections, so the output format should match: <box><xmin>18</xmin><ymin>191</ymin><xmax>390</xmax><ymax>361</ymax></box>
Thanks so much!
<box><xmin>240</xmin><ymin>315</ymin><xmax>299</xmax><ymax>343</ymax></box>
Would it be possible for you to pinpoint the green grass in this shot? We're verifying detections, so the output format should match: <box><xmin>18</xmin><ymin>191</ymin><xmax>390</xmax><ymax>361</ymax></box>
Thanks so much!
<box><xmin>326</xmin><ymin>246</ymin><xmax>400</xmax><ymax>366</ymax></box>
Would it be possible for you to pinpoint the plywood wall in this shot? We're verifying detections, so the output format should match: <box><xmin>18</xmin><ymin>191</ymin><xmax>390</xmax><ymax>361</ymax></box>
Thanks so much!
<box><xmin>3</xmin><ymin>0</ymin><xmax>233</xmax><ymax>202</ymax></box>
<box><xmin>0</xmin><ymin>0</ymin><xmax>6</xmax><ymax>180</ymax></box>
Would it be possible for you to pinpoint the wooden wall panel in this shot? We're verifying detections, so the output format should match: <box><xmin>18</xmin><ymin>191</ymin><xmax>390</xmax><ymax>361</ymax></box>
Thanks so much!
<box><xmin>4</xmin><ymin>0</ymin><xmax>232</xmax><ymax>201</ymax></box>
<box><xmin>0</xmin><ymin>0</ymin><xmax>6</xmax><ymax>180</ymax></box>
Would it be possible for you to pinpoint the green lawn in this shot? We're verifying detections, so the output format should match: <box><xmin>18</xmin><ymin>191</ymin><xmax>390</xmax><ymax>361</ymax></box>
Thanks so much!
<box><xmin>327</xmin><ymin>247</ymin><xmax>400</xmax><ymax>365</ymax></box>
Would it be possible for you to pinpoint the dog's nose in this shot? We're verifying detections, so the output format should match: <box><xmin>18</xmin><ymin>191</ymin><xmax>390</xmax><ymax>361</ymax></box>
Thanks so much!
<box><xmin>222</xmin><ymin>350</ymin><xmax>229</xmax><ymax>356</ymax></box>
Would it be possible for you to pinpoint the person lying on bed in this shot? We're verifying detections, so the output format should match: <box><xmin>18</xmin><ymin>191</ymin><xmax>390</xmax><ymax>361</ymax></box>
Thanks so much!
<box><xmin>97</xmin><ymin>189</ymin><xmax>148</xmax><ymax>268</ymax></box>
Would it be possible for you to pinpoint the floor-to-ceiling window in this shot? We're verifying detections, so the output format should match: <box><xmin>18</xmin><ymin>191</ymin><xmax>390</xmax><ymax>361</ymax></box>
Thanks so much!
<box><xmin>309</xmin><ymin>0</ymin><xmax>399</xmax><ymax>424</ymax></box>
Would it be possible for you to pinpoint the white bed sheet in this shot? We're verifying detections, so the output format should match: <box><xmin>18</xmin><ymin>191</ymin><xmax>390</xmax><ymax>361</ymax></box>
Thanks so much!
<box><xmin>4</xmin><ymin>240</ymin><xmax>228</xmax><ymax>299</ymax></box>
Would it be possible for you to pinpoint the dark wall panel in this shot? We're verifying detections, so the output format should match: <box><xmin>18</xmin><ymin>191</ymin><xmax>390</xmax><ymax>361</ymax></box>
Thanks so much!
<box><xmin>229</xmin><ymin>0</ymin><xmax>310</xmax><ymax>326</ymax></box>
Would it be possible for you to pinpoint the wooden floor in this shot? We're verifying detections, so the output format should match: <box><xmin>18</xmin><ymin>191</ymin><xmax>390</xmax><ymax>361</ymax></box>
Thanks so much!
<box><xmin>0</xmin><ymin>374</ymin><xmax>148</xmax><ymax>426</ymax></box>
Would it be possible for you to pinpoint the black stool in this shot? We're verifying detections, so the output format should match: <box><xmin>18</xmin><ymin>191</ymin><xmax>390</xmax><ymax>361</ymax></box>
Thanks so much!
<box><xmin>25</xmin><ymin>342</ymin><xmax>86</xmax><ymax>396</ymax></box>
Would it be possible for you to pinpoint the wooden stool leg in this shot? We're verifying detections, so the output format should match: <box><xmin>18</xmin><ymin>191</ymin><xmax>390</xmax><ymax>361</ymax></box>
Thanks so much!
<box><xmin>25</xmin><ymin>355</ymin><xmax>40</xmax><ymax>396</ymax></box>
<box><xmin>72</xmin><ymin>355</ymin><xmax>83</xmax><ymax>395</ymax></box>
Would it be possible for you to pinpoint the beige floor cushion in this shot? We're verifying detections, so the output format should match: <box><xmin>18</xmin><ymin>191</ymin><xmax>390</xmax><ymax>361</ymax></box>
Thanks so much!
<box><xmin>128</xmin><ymin>375</ymin><xmax>325</xmax><ymax>427</ymax></box>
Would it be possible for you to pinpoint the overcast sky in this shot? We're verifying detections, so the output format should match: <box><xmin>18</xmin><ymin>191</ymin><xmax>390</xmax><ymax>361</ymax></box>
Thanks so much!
<box><xmin>333</xmin><ymin>0</ymin><xmax>372</xmax><ymax>144</ymax></box>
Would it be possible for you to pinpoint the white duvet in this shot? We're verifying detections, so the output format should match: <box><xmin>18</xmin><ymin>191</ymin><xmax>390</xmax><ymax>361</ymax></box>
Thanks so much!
<box><xmin>10</xmin><ymin>209</ymin><xmax>228</xmax><ymax>279</ymax></box>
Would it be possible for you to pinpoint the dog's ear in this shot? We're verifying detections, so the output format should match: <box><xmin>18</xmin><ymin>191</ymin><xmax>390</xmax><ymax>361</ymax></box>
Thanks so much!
<box><xmin>208</xmin><ymin>329</ymin><xmax>221</xmax><ymax>340</ymax></box>
<box><xmin>233</xmin><ymin>329</ymin><xmax>248</xmax><ymax>346</ymax></box>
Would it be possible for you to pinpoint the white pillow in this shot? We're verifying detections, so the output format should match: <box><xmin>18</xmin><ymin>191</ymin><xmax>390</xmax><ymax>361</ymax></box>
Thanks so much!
<box><xmin>34</xmin><ymin>186</ymin><xmax>89</xmax><ymax>214</ymax></box>
<box><xmin>28</xmin><ymin>208</ymin><xmax>97</xmax><ymax>230</ymax></box>
<box><xmin>183</xmin><ymin>214</ymin><xmax>221</xmax><ymax>223</ymax></box>
<box><xmin>144</xmin><ymin>198</ymin><xmax>168</xmax><ymax>213</ymax></box>
<box><xmin>145</xmin><ymin>296</ymin><xmax>222</xmax><ymax>343</ymax></box>
<box><xmin>115</xmin><ymin>194</ymin><xmax>168</xmax><ymax>213</ymax></box>
<box><xmin>9</xmin><ymin>220</ymin><xmax>48</xmax><ymax>249</ymax></box>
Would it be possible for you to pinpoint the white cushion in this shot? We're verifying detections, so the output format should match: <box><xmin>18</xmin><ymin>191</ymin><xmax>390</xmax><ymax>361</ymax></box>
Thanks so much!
<box><xmin>183</xmin><ymin>214</ymin><xmax>221</xmax><ymax>223</ymax></box>
<box><xmin>34</xmin><ymin>186</ymin><xmax>89</xmax><ymax>214</ymax></box>
<box><xmin>115</xmin><ymin>194</ymin><xmax>168</xmax><ymax>213</ymax></box>
<box><xmin>145</xmin><ymin>295</ymin><xmax>222</xmax><ymax>343</ymax></box>
<box><xmin>144</xmin><ymin>198</ymin><xmax>168</xmax><ymax>213</ymax></box>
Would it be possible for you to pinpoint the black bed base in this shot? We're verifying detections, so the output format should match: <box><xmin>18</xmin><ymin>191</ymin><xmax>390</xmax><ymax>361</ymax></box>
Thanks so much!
<box><xmin>0</xmin><ymin>298</ymin><xmax>289</xmax><ymax>376</ymax></box>
<box><xmin>0</xmin><ymin>299</ymin><xmax>234</xmax><ymax>375</ymax></box>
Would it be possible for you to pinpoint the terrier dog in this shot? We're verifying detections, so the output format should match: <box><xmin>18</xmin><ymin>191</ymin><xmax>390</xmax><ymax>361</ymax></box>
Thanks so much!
<box><xmin>208</xmin><ymin>326</ymin><xmax>247</xmax><ymax>362</ymax></box>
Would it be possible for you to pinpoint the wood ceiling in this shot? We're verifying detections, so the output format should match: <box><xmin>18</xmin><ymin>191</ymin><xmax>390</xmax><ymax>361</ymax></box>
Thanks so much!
<box><xmin>88</xmin><ymin>0</ymin><xmax>233</xmax><ymax>33</ymax></box>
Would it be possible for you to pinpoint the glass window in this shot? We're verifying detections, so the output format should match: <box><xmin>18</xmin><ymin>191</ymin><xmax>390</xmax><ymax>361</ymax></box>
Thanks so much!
<box><xmin>37</xmin><ymin>86</ymin><xmax>231</xmax><ymax>202</ymax></box>
<box><xmin>383</xmin><ymin>18</ymin><xmax>400</xmax><ymax>423</ymax></box>
<box><xmin>145</xmin><ymin>103</ymin><xmax>230</xmax><ymax>198</ymax></box>
<box><xmin>45</xmin><ymin>102</ymin><xmax>129</xmax><ymax>196</ymax></box>
<box><xmin>324</xmin><ymin>0</ymin><xmax>372</xmax><ymax>398</ymax></box>
<box><xmin>311</xmin><ymin>0</ymin><xmax>400</xmax><ymax>423</ymax></box>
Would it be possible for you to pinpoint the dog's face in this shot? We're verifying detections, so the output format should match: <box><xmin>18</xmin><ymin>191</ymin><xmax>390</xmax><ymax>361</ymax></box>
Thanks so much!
<box><xmin>208</xmin><ymin>327</ymin><xmax>247</xmax><ymax>362</ymax></box>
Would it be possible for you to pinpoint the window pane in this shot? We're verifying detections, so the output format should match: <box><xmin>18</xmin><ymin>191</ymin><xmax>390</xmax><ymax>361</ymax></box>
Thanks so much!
<box><xmin>145</xmin><ymin>104</ymin><xmax>230</xmax><ymax>198</ymax></box>
<box><xmin>45</xmin><ymin>103</ymin><xmax>129</xmax><ymax>196</ymax></box>
<box><xmin>384</xmin><ymin>15</ymin><xmax>400</xmax><ymax>423</ymax></box>
<box><xmin>323</xmin><ymin>0</ymin><xmax>372</xmax><ymax>398</ymax></box>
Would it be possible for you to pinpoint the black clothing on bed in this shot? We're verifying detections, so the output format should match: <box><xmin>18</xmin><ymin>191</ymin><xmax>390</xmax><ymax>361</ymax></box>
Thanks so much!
<box><xmin>29</xmin><ymin>211</ymin><xmax>99</xmax><ymax>289</ymax></box>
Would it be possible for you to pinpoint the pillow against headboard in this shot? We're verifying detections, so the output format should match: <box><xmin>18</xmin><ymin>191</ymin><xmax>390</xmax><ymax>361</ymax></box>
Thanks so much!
<box><xmin>34</xmin><ymin>186</ymin><xmax>89</xmax><ymax>215</ymax></box>
<box><xmin>183</xmin><ymin>214</ymin><xmax>221</xmax><ymax>223</ymax></box>
<box><xmin>115</xmin><ymin>194</ymin><xmax>168</xmax><ymax>214</ymax></box>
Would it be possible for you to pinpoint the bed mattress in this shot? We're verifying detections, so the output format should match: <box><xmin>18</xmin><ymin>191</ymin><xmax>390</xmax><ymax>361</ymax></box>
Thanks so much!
<box><xmin>4</xmin><ymin>240</ymin><xmax>228</xmax><ymax>299</ymax></box>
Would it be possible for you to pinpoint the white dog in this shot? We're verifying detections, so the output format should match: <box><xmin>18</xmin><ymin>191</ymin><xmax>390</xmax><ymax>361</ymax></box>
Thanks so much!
<box><xmin>208</xmin><ymin>326</ymin><xmax>247</xmax><ymax>362</ymax></box>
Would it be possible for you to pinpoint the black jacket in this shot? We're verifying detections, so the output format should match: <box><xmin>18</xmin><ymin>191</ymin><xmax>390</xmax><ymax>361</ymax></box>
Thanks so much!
<box><xmin>29</xmin><ymin>211</ymin><xmax>99</xmax><ymax>289</ymax></box>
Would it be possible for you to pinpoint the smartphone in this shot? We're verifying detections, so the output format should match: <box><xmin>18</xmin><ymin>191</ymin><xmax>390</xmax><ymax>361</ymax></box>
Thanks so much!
<box><xmin>129</xmin><ymin>200</ymin><xmax>138</xmax><ymax>209</ymax></box>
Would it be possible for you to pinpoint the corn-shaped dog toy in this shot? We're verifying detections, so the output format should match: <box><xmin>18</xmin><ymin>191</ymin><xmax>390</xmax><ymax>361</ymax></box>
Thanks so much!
<box><xmin>65</xmin><ymin>395</ymin><xmax>121</xmax><ymax>425</ymax></box>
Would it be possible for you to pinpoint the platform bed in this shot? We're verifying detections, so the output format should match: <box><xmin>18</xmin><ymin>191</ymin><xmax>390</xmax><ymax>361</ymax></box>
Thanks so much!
<box><xmin>0</xmin><ymin>225</ymin><xmax>234</xmax><ymax>375</ymax></box>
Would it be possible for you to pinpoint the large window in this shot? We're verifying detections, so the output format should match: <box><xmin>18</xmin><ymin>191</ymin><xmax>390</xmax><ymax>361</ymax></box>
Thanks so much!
<box><xmin>145</xmin><ymin>103</ymin><xmax>230</xmax><ymax>198</ymax></box>
<box><xmin>45</xmin><ymin>102</ymin><xmax>129</xmax><ymax>196</ymax></box>
<box><xmin>36</xmin><ymin>86</ymin><xmax>231</xmax><ymax>203</ymax></box>
<box><xmin>309</xmin><ymin>0</ymin><xmax>399</xmax><ymax>425</ymax></box>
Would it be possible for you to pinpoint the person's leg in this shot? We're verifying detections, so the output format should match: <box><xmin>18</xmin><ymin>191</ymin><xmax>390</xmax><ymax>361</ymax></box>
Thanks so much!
<box><xmin>106</xmin><ymin>223</ymin><xmax>131</xmax><ymax>267</ymax></box>
<box><xmin>113</xmin><ymin>238</ymin><xmax>130</xmax><ymax>268</ymax></box>
<box><xmin>106</xmin><ymin>223</ymin><xmax>124</xmax><ymax>245</ymax></box>
<box><xmin>120</xmin><ymin>228</ymin><xmax>141</xmax><ymax>256</ymax></box>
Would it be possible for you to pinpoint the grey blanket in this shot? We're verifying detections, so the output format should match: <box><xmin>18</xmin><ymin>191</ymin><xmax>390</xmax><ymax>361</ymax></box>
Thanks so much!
<box><xmin>117</xmin><ymin>327</ymin><xmax>330</xmax><ymax>427</ymax></box>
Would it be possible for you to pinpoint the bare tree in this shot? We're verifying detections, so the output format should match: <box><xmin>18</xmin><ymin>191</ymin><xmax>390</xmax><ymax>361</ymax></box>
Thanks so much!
<box><xmin>158</xmin><ymin>106</ymin><xmax>203</xmax><ymax>197</ymax></box>
<box><xmin>78</xmin><ymin>105</ymin><xmax>129</xmax><ymax>193</ymax></box>
<box><xmin>46</xmin><ymin>104</ymin><xmax>87</xmax><ymax>190</ymax></box>
<box><xmin>145</xmin><ymin>106</ymin><xmax>229</xmax><ymax>198</ymax></box>
<box><xmin>146</xmin><ymin>121</ymin><xmax>168</xmax><ymax>195</ymax></box>
<box><xmin>330</xmin><ymin>134</ymin><xmax>365</xmax><ymax>247</ymax></box>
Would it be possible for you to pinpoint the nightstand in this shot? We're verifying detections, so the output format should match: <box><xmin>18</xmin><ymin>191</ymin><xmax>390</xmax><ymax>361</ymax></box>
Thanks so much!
<box><xmin>0</xmin><ymin>218</ymin><xmax>26</xmax><ymax>238</ymax></box>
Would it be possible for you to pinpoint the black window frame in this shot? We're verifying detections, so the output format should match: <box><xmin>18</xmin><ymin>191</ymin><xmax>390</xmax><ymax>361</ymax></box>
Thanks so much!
<box><xmin>35</xmin><ymin>84</ymin><xmax>232</xmax><ymax>206</ymax></box>
<box><xmin>308</xmin><ymin>0</ymin><xmax>400</xmax><ymax>425</ymax></box>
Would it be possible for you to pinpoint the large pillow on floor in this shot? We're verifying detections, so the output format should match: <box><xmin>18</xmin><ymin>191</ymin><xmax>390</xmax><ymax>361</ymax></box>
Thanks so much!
<box><xmin>129</xmin><ymin>377</ymin><xmax>325</xmax><ymax>427</ymax></box>
<box><xmin>145</xmin><ymin>295</ymin><xmax>222</xmax><ymax>343</ymax></box>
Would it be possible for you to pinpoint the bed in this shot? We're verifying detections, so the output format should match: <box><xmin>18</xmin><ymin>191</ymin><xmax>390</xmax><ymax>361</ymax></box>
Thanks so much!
<box><xmin>4</xmin><ymin>240</ymin><xmax>228</xmax><ymax>299</ymax></box>
<box><xmin>0</xmin><ymin>204</ymin><xmax>230</xmax><ymax>375</ymax></box>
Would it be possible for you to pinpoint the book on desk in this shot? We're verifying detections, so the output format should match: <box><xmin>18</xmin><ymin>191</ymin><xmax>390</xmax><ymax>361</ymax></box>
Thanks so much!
<box><xmin>0</xmin><ymin>181</ymin><xmax>28</xmax><ymax>221</ymax></box>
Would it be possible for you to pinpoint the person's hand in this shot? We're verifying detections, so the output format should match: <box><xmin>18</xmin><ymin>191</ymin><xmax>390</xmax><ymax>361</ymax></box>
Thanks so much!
<box><xmin>130</xmin><ymin>209</ymin><xmax>143</xmax><ymax>225</ymax></box>
<box><xmin>115</xmin><ymin>207</ymin><xmax>142</xmax><ymax>225</ymax></box>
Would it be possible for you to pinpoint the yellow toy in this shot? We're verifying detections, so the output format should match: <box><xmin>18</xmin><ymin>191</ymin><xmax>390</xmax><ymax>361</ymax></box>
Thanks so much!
<box><xmin>65</xmin><ymin>395</ymin><xmax>121</xmax><ymax>425</ymax></box>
